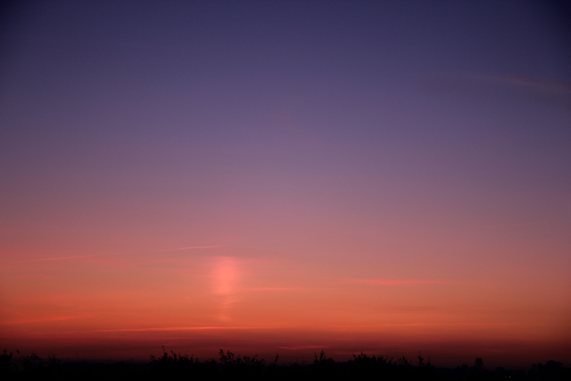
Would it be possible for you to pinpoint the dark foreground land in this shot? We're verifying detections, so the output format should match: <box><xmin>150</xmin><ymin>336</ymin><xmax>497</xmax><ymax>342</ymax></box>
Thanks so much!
<box><xmin>1</xmin><ymin>350</ymin><xmax>569</xmax><ymax>380</ymax></box>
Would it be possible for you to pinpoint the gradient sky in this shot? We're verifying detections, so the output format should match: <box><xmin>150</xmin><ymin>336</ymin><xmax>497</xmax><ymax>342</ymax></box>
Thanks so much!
<box><xmin>1</xmin><ymin>0</ymin><xmax>570</xmax><ymax>365</ymax></box>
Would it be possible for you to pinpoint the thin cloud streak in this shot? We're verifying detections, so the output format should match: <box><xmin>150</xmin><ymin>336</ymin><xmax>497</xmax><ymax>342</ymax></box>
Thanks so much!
<box><xmin>4</xmin><ymin>255</ymin><xmax>97</xmax><ymax>264</ymax></box>
<box><xmin>161</xmin><ymin>245</ymin><xmax>223</xmax><ymax>253</ymax></box>
<box><xmin>440</xmin><ymin>71</ymin><xmax>571</xmax><ymax>97</ymax></box>
<box><xmin>349</xmin><ymin>278</ymin><xmax>447</xmax><ymax>286</ymax></box>
<box><xmin>493</xmin><ymin>76</ymin><xmax>571</xmax><ymax>95</ymax></box>
<box><xmin>32</xmin><ymin>255</ymin><xmax>97</xmax><ymax>262</ymax></box>
<box><xmin>0</xmin><ymin>314</ymin><xmax>92</xmax><ymax>326</ymax></box>
<box><xmin>242</xmin><ymin>287</ymin><xmax>304</xmax><ymax>293</ymax></box>
<box><xmin>94</xmin><ymin>325</ymin><xmax>276</xmax><ymax>333</ymax></box>
<box><xmin>278</xmin><ymin>345</ymin><xmax>329</xmax><ymax>351</ymax></box>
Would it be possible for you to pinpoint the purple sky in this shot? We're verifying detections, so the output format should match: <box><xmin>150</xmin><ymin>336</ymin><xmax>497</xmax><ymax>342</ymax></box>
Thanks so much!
<box><xmin>1</xmin><ymin>0</ymin><xmax>570</xmax><ymax>363</ymax></box>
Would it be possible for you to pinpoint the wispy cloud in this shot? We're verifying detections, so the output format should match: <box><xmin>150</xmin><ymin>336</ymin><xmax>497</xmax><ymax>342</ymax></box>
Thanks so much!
<box><xmin>94</xmin><ymin>325</ymin><xmax>272</xmax><ymax>333</ymax></box>
<box><xmin>435</xmin><ymin>71</ymin><xmax>571</xmax><ymax>98</ymax></box>
<box><xmin>0</xmin><ymin>314</ymin><xmax>92</xmax><ymax>326</ymax></box>
<box><xmin>6</xmin><ymin>255</ymin><xmax>97</xmax><ymax>264</ymax></box>
<box><xmin>32</xmin><ymin>255</ymin><xmax>97</xmax><ymax>262</ymax></box>
<box><xmin>349</xmin><ymin>278</ymin><xmax>447</xmax><ymax>286</ymax></box>
<box><xmin>242</xmin><ymin>286</ymin><xmax>303</xmax><ymax>293</ymax></box>
<box><xmin>278</xmin><ymin>345</ymin><xmax>329</xmax><ymax>351</ymax></box>
<box><xmin>161</xmin><ymin>245</ymin><xmax>223</xmax><ymax>253</ymax></box>
<box><xmin>469</xmin><ymin>73</ymin><xmax>571</xmax><ymax>96</ymax></box>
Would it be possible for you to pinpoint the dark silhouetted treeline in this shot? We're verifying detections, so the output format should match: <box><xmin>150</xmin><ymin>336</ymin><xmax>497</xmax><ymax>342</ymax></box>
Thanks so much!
<box><xmin>1</xmin><ymin>349</ymin><xmax>569</xmax><ymax>380</ymax></box>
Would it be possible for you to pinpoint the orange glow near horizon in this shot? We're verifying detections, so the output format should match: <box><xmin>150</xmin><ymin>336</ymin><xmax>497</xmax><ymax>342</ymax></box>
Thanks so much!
<box><xmin>1</xmin><ymin>235</ymin><xmax>570</xmax><ymax>363</ymax></box>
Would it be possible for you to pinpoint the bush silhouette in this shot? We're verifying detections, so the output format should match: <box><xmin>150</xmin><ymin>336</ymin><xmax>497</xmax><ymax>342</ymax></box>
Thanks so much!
<box><xmin>1</xmin><ymin>348</ymin><xmax>570</xmax><ymax>380</ymax></box>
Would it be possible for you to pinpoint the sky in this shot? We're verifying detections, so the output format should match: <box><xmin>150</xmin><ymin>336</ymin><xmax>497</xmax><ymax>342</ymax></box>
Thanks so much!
<box><xmin>1</xmin><ymin>0</ymin><xmax>570</xmax><ymax>365</ymax></box>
